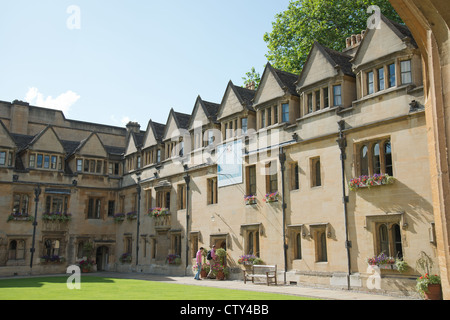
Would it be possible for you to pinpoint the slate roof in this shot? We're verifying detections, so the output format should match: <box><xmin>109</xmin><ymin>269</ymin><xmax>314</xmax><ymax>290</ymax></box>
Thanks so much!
<box><xmin>202</xmin><ymin>100</ymin><xmax>221</xmax><ymax>122</ymax></box>
<box><xmin>319</xmin><ymin>44</ymin><xmax>355</xmax><ymax>77</ymax></box>
<box><xmin>233</xmin><ymin>85</ymin><xmax>256</xmax><ymax>111</ymax></box>
<box><xmin>270</xmin><ymin>65</ymin><xmax>300</xmax><ymax>96</ymax></box>
<box><xmin>152</xmin><ymin>121</ymin><xmax>166</xmax><ymax>141</ymax></box>
<box><xmin>173</xmin><ymin>111</ymin><xmax>191</xmax><ymax>129</ymax></box>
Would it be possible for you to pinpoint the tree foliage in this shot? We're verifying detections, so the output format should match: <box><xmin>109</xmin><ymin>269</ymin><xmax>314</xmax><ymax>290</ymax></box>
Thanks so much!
<box><xmin>263</xmin><ymin>0</ymin><xmax>403</xmax><ymax>75</ymax></box>
<box><xmin>242</xmin><ymin>66</ymin><xmax>262</xmax><ymax>89</ymax></box>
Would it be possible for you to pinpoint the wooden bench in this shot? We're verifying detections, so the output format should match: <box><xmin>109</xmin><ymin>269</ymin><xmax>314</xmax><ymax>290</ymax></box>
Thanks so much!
<box><xmin>243</xmin><ymin>265</ymin><xmax>277</xmax><ymax>286</ymax></box>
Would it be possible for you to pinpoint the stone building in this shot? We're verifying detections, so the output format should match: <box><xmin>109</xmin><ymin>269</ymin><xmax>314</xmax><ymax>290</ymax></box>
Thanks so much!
<box><xmin>0</xmin><ymin>15</ymin><xmax>439</xmax><ymax>297</ymax></box>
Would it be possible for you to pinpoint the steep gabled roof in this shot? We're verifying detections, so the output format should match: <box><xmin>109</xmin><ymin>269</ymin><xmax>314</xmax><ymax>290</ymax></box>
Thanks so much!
<box><xmin>259</xmin><ymin>63</ymin><xmax>299</xmax><ymax>97</ymax></box>
<box><xmin>296</xmin><ymin>41</ymin><xmax>355</xmax><ymax>90</ymax></box>
<box><xmin>217</xmin><ymin>80</ymin><xmax>256</xmax><ymax>120</ymax></box>
<box><xmin>188</xmin><ymin>96</ymin><xmax>221</xmax><ymax>129</ymax></box>
<box><xmin>351</xmin><ymin>14</ymin><xmax>417</xmax><ymax>67</ymax></box>
<box><xmin>162</xmin><ymin>108</ymin><xmax>191</xmax><ymax>141</ymax></box>
<box><xmin>18</xmin><ymin>125</ymin><xmax>66</xmax><ymax>154</ymax></box>
<box><xmin>70</xmin><ymin>132</ymin><xmax>108</xmax><ymax>157</ymax></box>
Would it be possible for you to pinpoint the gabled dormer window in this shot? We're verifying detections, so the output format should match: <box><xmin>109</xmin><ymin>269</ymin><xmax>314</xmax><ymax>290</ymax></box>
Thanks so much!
<box><xmin>29</xmin><ymin>152</ymin><xmax>63</xmax><ymax>171</ymax></box>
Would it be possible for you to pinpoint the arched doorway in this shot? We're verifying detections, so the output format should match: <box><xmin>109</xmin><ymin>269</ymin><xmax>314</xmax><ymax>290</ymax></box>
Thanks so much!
<box><xmin>96</xmin><ymin>246</ymin><xmax>109</xmax><ymax>271</ymax></box>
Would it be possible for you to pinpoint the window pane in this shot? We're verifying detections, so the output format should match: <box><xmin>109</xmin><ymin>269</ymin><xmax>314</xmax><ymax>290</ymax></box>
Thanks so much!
<box><xmin>29</xmin><ymin>154</ymin><xmax>35</xmax><ymax>168</ymax></box>
<box><xmin>379</xmin><ymin>224</ymin><xmax>390</xmax><ymax>255</ymax></box>
<box><xmin>13</xmin><ymin>194</ymin><xmax>21</xmax><ymax>213</ymax></box>
<box><xmin>323</xmin><ymin>87</ymin><xmax>329</xmax><ymax>108</ymax></box>
<box><xmin>333</xmin><ymin>85</ymin><xmax>342</xmax><ymax>106</ymax></box>
<box><xmin>77</xmin><ymin>159</ymin><xmax>83</xmax><ymax>172</ymax></box>
<box><xmin>241</xmin><ymin>119</ymin><xmax>247</xmax><ymax>135</ymax></box>
<box><xmin>0</xmin><ymin>152</ymin><xmax>5</xmax><ymax>166</ymax></box>
<box><xmin>307</xmin><ymin>93</ymin><xmax>313</xmax><ymax>113</ymax></box>
<box><xmin>44</xmin><ymin>155</ymin><xmax>50</xmax><ymax>169</ymax></box>
<box><xmin>378</xmin><ymin>68</ymin><xmax>385</xmax><ymax>91</ymax></box>
<box><xmin>392</xmin><ymin>224</ymin><xmax>403</xmax><ymax>259</ymax></box>
<box><xmin>37</xmin><ymin>154</ymin><xmax>43</xmax><ymax>168</ymax></box>
<box><xmin>360</xmin><ymin>145</ymin><xmax>369</xmax><ymax>176</ymax></box>
<box><xmin>296</xmin><ymin>233</ymin><xmax>302</xmax><ymax>259</ymax></box>
<box><xmin>282</xmin><ymin>103</ymin><xmax>289</xmax><ymax>122</ymax></box>
<box><xmin>388</xmin><ymin>63</ymin><xmax>396</xmax><ymax>88</ymax></box>
<box><xmin>51</xmin><ymin>156</ymin><xmax>57</xmax><ymax>169</ymax></box>
<box><xmin>373</xmin><ymin>143</ymin><xmax>381</xmax><ymax>175</ymax></box>
<box><xmin>401</xmin><ymin>60</ymin><xmax>412</xmax><ymax>84</ymax></box>
<box><xmin>384</xmin><ymin>141</ymin><xmax>393</xmax><ymax>176</ymax></box>
<box><xmin>22</xmin><ymin>195</ymin><xmax>29</xmax><ymax>215</ymax></box>
<box><xmin>367</xmin><ymin>71</ymin><xmax>374</xmax><ymax>94</ymax></box>
<box><xmin>315</xmin><ymin>160</ymin><xmax>321</xmax><ymax>187</ymax></box>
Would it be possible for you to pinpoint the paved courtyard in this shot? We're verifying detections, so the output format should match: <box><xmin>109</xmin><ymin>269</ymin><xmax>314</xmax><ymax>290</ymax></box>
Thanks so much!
<box><xmin>86</xmin><ymin>272</ymin><xmax>418</xmax><ymax>300</ymax></box>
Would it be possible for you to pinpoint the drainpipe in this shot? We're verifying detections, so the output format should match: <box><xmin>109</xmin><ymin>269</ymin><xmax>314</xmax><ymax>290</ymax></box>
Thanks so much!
<box><xmin>279</xmin><ymin>147</ymin><xmax>288</xmax><ymax>285</ymax></box>
<box><xmin>184</xmin><ymin>172</ymin><xmax>191</xmax><ymax>274</ymax></box>
<box><xmin>337</xmin><ymin>120</ymin><xmax>351</xmax><ymax>290</ymax></box>
<box><xmin>136</xmin><ymin>176</ymin><xmax>142</xmax><ymax>267</ymax></box>
<box><xmin>30</xmin><ymin>184</ymin><xmax>41</xmax><ymax>273</ymax></box>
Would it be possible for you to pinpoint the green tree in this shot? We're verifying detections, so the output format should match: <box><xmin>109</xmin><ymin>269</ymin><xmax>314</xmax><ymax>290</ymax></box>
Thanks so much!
<box><xmin>242</xmin><ymin>66</ymin><xmax>262</xmax><ymax>89</ymax></box>
<box><xmin>263</xmin><ymin>0</ymin><xmax>403</xmax><ymax>74</ymax></box>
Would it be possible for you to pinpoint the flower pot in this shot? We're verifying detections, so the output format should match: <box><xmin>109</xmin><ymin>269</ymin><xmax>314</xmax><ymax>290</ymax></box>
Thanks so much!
<box><xmin>201</xmin><ymin>270</ymin><xmax>207</xmax><ymax>278</ymax></box>
<box><xmin>216</xmin><ymin>270</ymin><xmax>225</xmax><ymax>280</ymax></box>
<box><xmin>424</xmin><ymin>284</ymin><xmax>442</xmax><ymax>300</ymax></box>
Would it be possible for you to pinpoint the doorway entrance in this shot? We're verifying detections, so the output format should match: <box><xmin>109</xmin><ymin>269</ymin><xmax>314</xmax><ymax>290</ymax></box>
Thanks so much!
<box><xmin>96</xmin><ymin>246</ymin><xmax>109</xmax><ymax>271</ymax></box>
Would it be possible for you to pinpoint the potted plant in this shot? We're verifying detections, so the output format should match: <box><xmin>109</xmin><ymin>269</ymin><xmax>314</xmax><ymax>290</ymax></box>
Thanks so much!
<box><xmin>210</xmin><ymin>260</ymin><xmax>225</xmax><ymax>280</ymax></box>
<box><xmin>416</xmin><ymin>273</ymin><xmax>442</xmax><ymax>300</ymax></box>
<box><xmin>244</xmin><ymin>195</ymin><xmax>257</xmax><ymax>205</ymax></box>
<box><xmin>78</xmin><ymin>259</ymin><xmax>95</xmax><ymax>272</ymax></box>
<box><xmin>119</xmin><ymin>253</ymin><xmax>132</xmax><ymax>263</ymax></box>
<box><xmin>349</xmin><ymin>174</ymin><xmax>396</xmax><ymax>191</ymax></box>
<box><xmin>238</xmin><ymin>254</ymin><xmax>257</xmax><ymax>266</ymax></box>
<box><xmin>166</xmin><ymin>254</ymin><xmax>181</xmax><ymax>265</ymax></box>
<box><xmin>202</xmin><ymin>262</ymin><xmax>210</xmax><ymax>278</ymax></box>
<box><xmin>7</xmin><ymin>212</ymin><xmax>34</xmax><ymax>222</ymax></box>
<box><xmin>42</xmin><ymin>212</ymin><xmax>72</xmax><ymax>222</ymax></box>
<box><xmin>367</xmin><ymin>253</ymin><xmax>396</xmax><ymax>269</ymax></box>
<box><xmin>126</xmin><ymin>211</ymin><xmax>137</xmax><ymax>220</ymax></box>
<box><xmin>263</xmin><ymin>191</ymin><xmax>279</xmax><ymax>203</ymax></box>
<box><xmin>395</xmin><ymin>258</ymin><xmax>409</xmax><ymax>273</ymax></box>
<box><xmin>40</xmin><ymin>255</ymin><xmax>65</xmax><ymax>263</ymax></box>
<box><xmin>113</xmin><ymin>213</ymin><xmax>125</xmax><ymax>222</ymax></box>
<box><xmin>415</xmin><ymin>251</ymin><xmax>442</xmax><ymax>300</ymax></box>
<box><xmin>148</xmin><ymin>207</ymin><xmax>169</xmax><ymax>218</ymax></box>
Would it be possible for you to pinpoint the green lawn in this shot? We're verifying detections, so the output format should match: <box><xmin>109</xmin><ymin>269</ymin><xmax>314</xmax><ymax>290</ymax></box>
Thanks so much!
<box><xmin>0</xmin><ymin>276</ymin><xmax>316</xmax><ymax>300</ymax></box>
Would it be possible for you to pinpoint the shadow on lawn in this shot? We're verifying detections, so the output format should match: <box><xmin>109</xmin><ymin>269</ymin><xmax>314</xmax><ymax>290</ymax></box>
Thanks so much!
<box><xmin>0</xmin><ymin>276</ymin><xmax>115</xmax><ymax>288</ymax></box>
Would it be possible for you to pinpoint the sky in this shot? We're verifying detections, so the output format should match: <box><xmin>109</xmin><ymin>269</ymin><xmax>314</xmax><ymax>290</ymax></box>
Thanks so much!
<box><xmin>0</xmin><ymin>0</ymin><xmax>292</xmax><ymax>128</ymax></box>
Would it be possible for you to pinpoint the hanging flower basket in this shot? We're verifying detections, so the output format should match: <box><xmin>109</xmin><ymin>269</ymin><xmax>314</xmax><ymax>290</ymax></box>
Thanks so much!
<box><xmin>126</xmin><ymin>211</ymin><xmax>137</xmax><ymax>220</ymax></box>
<box><xmin>119</xmin><ymin>253</ymin><xmax>132</xmax><ymax>264</ymax></box>
<box><xmin>148</xmin><ymin>207</ymin><xmax>169</xmax><ymax>218</ymax></box>
<box><xmin>349</xmin><ymin>174</ymin><xmax>395</xmax><ymax>191</ymax></box>
<box><xmin>7</xmin><ymin>213</ymin><xmax>34</xmax><ymax>222</ymax></box>
<box><xmin>42</xmin><ymin>212</ymin><xmax>72</xmax><ymax>222</ymax></box>
<box><xmin>40</xmin><ymin>255</ymin><xmax>65</xmax><ymax>264</ymax></box>
<box><xmin>244</xmin><ymin>195</ymin><xmax>257</xmax><ymax>205</ymax></box>
<box><xmin>166</xmin><ymin>254</ymin><xmax>181</xmax><ymax>265</ymax></box>
<box><xmin>113</xmin><ymin>213</ymin><xmax>125</xmax><ymax>223</ymax></box>
<box><xmin>263</xmin><ymin>191</ymin><xmax>279</xmax><ymax>203</ymax></box>
<box><xmin>367</xmin><ymin>253</ymin><xmax>396</xmax><ymax>268</ymax></box>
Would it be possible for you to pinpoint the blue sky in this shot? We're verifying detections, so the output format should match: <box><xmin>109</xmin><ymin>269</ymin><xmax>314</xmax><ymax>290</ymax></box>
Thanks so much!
<box><xmin>0</xmin><ymin>0</ymin><xmax>292</xmax><ymax>128</ymax></box>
